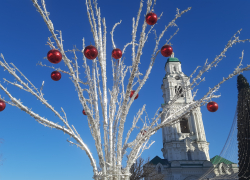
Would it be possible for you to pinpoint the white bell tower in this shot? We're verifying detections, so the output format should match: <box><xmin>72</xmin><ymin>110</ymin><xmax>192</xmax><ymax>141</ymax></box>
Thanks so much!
<box><xmin>161</xmin><ymin>53</ymin><xmax>210</xmax><ymax>162</ymax></box>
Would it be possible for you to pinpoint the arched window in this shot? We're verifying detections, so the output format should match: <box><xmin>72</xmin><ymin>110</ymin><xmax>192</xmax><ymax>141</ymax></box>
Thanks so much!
<box><xmin>180</xmin><ymin>118</ymin><xmax>190</xmax><ymax>133</ymax></box>
<box><xmin>175</xmin><ymin>86</ymin><xmax>184</xmax><ymax>97</ymax></box>
<box><xmin>173</xmin><ymin>66</ymin><xmax>176</xmax><ymax>71</ymax></box>
<box><xmin>187</xmin><ymin>150</ymin><xmax>192</xmax><ymax>160</ymax></box>
<box><xmin>221</xmin><ymin>166</ymin><xmax>226</xmax><ymax>174</ymax></box>
<box><xmin>158</xmin><ymin>166</ymin><xmax>161</xmax><ymax>174</ymax></box>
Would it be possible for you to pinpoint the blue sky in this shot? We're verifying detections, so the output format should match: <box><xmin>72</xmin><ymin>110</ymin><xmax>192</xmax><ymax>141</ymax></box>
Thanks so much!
<box><xmin>0</xmin><ymin>0</ymin><xmax>250</xmax><ymax>179</ymax></box>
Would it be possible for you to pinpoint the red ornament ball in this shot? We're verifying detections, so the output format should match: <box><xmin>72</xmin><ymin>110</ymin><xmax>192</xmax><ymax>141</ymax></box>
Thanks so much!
<box><xmin>82</xmin><ymin>109</ymin><xmax>86</xmax><ymax>115</ymax></box>
<box><xmin>112</xmin><ymin>48</ymin><xmax>122</xmax><ymax>59</ymax></box>
<box><xmin>47</xmin><ymin>49</ymin><xmax>62</xmax><ymax>64</ymax></box>
<box><xmin>130</xmin><ymin>90</ymin><xmax>139</xmax><ymax>100</ymax></box>
<box><xmin>161</xmin><ymin>45</ymin><xmax>173</xmax><ymax>57</ymax></box>
<box><xmin>84</xmin><ymin>45</ymin><xmax>98</xmax><ymax>60</ymax></box>
<box><xmin>51</xmin><ymin>71</ymin><xmax>61</xmax><ymax>81</ymax></box>
<box><xmin>145</xmin><ymin>12</ymin><xmax>157</xmax><ymax>25</ymax></box>
<box><xmin>0</xmin><ymin>100</ymin><xmax>6</xmax><ymax>112</ymax></box>
<box><xmin>207</xmin><ymin>101</ymin><xmax>219</xmax><ymax>112</ymax></box>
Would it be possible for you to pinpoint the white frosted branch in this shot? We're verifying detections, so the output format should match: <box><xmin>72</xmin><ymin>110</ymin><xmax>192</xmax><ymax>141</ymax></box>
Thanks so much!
<box><xmin>84</xmin><ymin>0</ymin><xmax>107</xmax><ymax>173</ymax></box>
<box><xmin>102</xmin><ymin>18</ymin><xmax>107</xmax><ymax>64</ymax></box>
<box><xmin>234</xmin><ymin>50</ymin><xmax>244</xmax><ymax>74</ymax></box>
<box><xmin>135</xmin><ymin>140</ymin><xmax>155</xmax><ymax>160</ymax></box>
<box><xmin>166</xmin><ymin>28</ymin><xmax>179</xmax><ymax>45</ymax></box>
<box><xmin>10</xmin><ymin>63</ymin><xmax>40</xmax><ymax>94</ymax></box>
<box><xmin>0</xmin><ymin>83</ymin><xmax>97</xmax><ymax>173</ymax></box>
<box><xmin>190</xmin><ymin>30</ymin><xmax>250</xmax><ymax>89</ymax></box>
<box><xmin>123</xmin><ymin>105</ymin><xmax>146</xmax><ymax>149</ymax></box>
<box><xmin>116</xmin><ymin>0</ymin><xmax>156</xmax><ymax>173</ymax></box>
<box><xmin>86</xmin><ymin>0</ymin><xmax>98</xmax><ymax>46</ymax></box>
<box><xmin>122</xmin><ymin>42</ymin><xmax>139</xmax><ymax>55</ymax></box>
<box><xmin>111</xmin><ymin>20</ymin><xmax>122</xmax><ymax>49</ymax></box>
<box><xmin>37</xmin><ymin>61</ymin><xmax>71</xmax><ymax>75</ymax></box>
<box><xmin>188</xmin><ymin>65</ymin><xmax>201</xmax><ymax>80</ymax></box>
<box><xmin>3</xmin><ymin>79</ymin><xmax>25</xmax><ymax>91</ymax></box>
<box><xmin>72</xmin><ymin>48</ymin><xmax>79</xmax><ymax>80</ymax></box>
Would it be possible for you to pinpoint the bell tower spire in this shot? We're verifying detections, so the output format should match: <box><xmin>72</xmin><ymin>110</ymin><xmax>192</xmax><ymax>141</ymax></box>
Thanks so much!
<box><xmin>161</xmin><ymin>53</ymin><xmax>210</xmax><ymax>162</ymax></box>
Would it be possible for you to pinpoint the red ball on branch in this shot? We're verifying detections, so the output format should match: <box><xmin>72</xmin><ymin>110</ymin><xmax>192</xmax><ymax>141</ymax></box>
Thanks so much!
<box><xmin>0</xmin><ymin>100</ymin><xmax>6</xmax><ymax>112</ymax></box>
<box><xmin>130</xmin><ymin>90</ymin><xmax>139</xmax><ymax>100</ymax></box>
<box><xmin>51</xmin><ymin>71</ymin><xmax>61</xmax><ymax>81</ymax></box>
<box><xmin>207</xmin><ymin>101</ymin><xmax>219</xmax><ymax>112</ymax></box>
<box><xmin>145</xmin><ymin>12</ymin><xmax>157</xmax><ymax>25</ymax></box>
<box><xmin>112</xmin><ymin>48</ymin><xmax>122</xmax><ymax>59</ymax></box>
<box><xmin>82</xmin><ymin>109</ymin><xmax>86</xmax><ymax>115</ymax></box>
<box><xmin>161</xmin><ymin>45</ymin><xmax>173</xmax><ymax>57</ymax></box>
<box><xmin>84</xmin><ymin>45</ymin><xmax>98</xmax><ymax>60</ymax></box>
<box><xmin>47</xmin><ymin>49</ymin><xmax>62</xmax><ymax>64</ymax></box>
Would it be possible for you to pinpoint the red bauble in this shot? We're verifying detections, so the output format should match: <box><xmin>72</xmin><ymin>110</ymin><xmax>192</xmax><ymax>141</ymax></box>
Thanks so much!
<box><xmin>82</xmin><ymin>109</ymin><xmax>86</xmax><ymax>115</ymax></box>
<box><xmin>130</xmin><ymin>90</ymin><xmax>139</xmax><ymax>100</ymax></box>
<box><xmin>51</xmin><ymin>71</ymin><xmax>61</xmax><ymax>81</ymax></box>
<box><xmin>207</xmin><ymin>101</ymin><xmax>219</xmax><ymax>112</ymax></box>
<box><xmin>161</xmin><ymin>45</ymin><xmax>173</xmax><ymax>57</ymax></box>
<box><xmin>141</xmin><ymin>130</ymin><xmax>146</xmax><ymax>135</ymax></box>
<box><xmin>84</xmin><ymin>45</ymin><xmax>98</xmax><ymax>60</ymax></box>
<box><xmin>47</xmin><ymin>49</ymin><xmax>62</xmax><ymax>64</ymax></box>
<box><xmin>0</xmin><ymin>100</ymin><xmax>6</xmax><ymax>112</ymax></box>
<box><xmin>112</xmin><ymin>48</ymin><xmax>122</xmax><ymax>59</ymax></box>
<box><xmin>145</xmin><ymin>12</ymin><xmax>157</xmax><ymax>25</ymax></box>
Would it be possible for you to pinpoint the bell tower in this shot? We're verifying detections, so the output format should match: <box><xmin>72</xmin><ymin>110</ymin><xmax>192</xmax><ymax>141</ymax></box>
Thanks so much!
<box><xmin>161</xmin><ymin>53</ymin><xmax>210</xmax><ymax>162</ymax></box>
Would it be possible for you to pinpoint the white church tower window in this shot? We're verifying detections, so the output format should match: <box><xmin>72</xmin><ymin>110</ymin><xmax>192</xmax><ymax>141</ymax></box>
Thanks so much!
<box><xmin>180</xmin><ymin>118</ymin><xmax>190</xmax><ymax>133</ymax></box>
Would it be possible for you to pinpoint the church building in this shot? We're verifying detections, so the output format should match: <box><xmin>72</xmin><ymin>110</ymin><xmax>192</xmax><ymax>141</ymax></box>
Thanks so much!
<box><xmin>144</xmin><ymin>54</ymin><xmax>238</xmax><ymax>180</ymax></box>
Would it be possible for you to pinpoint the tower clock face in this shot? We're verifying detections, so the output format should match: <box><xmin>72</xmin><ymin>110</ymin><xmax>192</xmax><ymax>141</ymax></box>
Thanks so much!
<box><xmin>175</xmin><ymin>76</ymin><xmax>180</xmax><ymax>80</ymax></box>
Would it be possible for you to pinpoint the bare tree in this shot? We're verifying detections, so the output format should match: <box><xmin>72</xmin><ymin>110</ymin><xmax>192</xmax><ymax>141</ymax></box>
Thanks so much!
<box><xmin>129</xmin><ymin>157</ymin><xmax>164</xmax><ymax>180</ymax></box>
<box><xmin>0</xmin><ymin>0</ymin><xmax>250</xmax><ymax>179</ymax></box>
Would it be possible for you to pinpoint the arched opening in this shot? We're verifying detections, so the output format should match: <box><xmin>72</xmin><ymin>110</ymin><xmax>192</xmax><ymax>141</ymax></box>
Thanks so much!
<box><xmin>180</xmin><ymin>118</ymin><xmax>190</xmax><ymax>133</ymax></box>
<box><xmin>187</xmin><ymin>150</ymin><xmax>192</xmax><ymax>160</ymax></box>
<box><xmin>173</xmin><ymin>66</ymin><xmax>176</xmax><ymax>71</ymax></box>
<box><xmin>157</xmin><ymin>166</ymin><xmax>161</xmax><ymax>174</ymax></box>
<box><xmin>175</xmin><ymin>86</ymin><xmax>184</xmax><ymax>97</ymax></box>
<box><xmin>221</xmin><ymin>166</ymin><xmax>226</xmax><ymax>174</ymax></box>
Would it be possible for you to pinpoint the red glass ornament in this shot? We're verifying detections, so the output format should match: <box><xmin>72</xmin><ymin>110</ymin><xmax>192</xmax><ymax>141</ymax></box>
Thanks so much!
<box><xmin>84</xmin><ymin>45</ymin><xmax>98</xmax><ymax>60</ymax></box>
<box><xmin>207</xmin><ymin>101</ymin><xmax>219</xmax><ymax>112</ymax></box>
<box><xmin>82</xmin><ymin>109</ymin><xmax>86</xmax><ymax>115</ymax></box>
<box><xmin>51</xmin><ymin>71</ymin><xmax>61</xmax><ymax>81</ymax></box>
<box><xmin>112</xmin><ymin>48</ymin><xmax>122</xmax><ymax>59</ymax></box>
<box><xmin>145</xmin><ymin>12</ymin><xmax>157</xmax><ymax>25</ymax></box>
<box><xmin>130</xmin><ymin>90</ymin><xmax>139</xmax><ymax>100</ymax></box>
<box><xmin>0</xmin><ymin>100</ymin><xmax>6</xmax><ymax>112</ymax></box>
<box><xmin>161</xmin><ymin>45</ymin><xmax>173</xmax><ymax>57</ymax></box>
<box><xmin>47</xmin><ymin>49</ymin><xmax>62</xmax><ymax>64</ymax></box>
<box><xmin>141</xmin><ymin>130</ymin><xmax>146</xmax><ymax>135</ymax></box>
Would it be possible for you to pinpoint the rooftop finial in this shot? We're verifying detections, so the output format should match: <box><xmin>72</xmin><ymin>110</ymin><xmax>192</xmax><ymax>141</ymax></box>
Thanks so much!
<box><xmin>170</xmin><ymin>52</ymin><xmax>174</xmax><ymax>58</ymax></box>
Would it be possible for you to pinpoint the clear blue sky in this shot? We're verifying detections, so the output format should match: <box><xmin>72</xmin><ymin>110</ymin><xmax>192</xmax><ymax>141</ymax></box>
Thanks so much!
<box><xmin>0</xmin><ymin>0</ymin><xmax>250</xmax><ymax>179</ymax></box>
